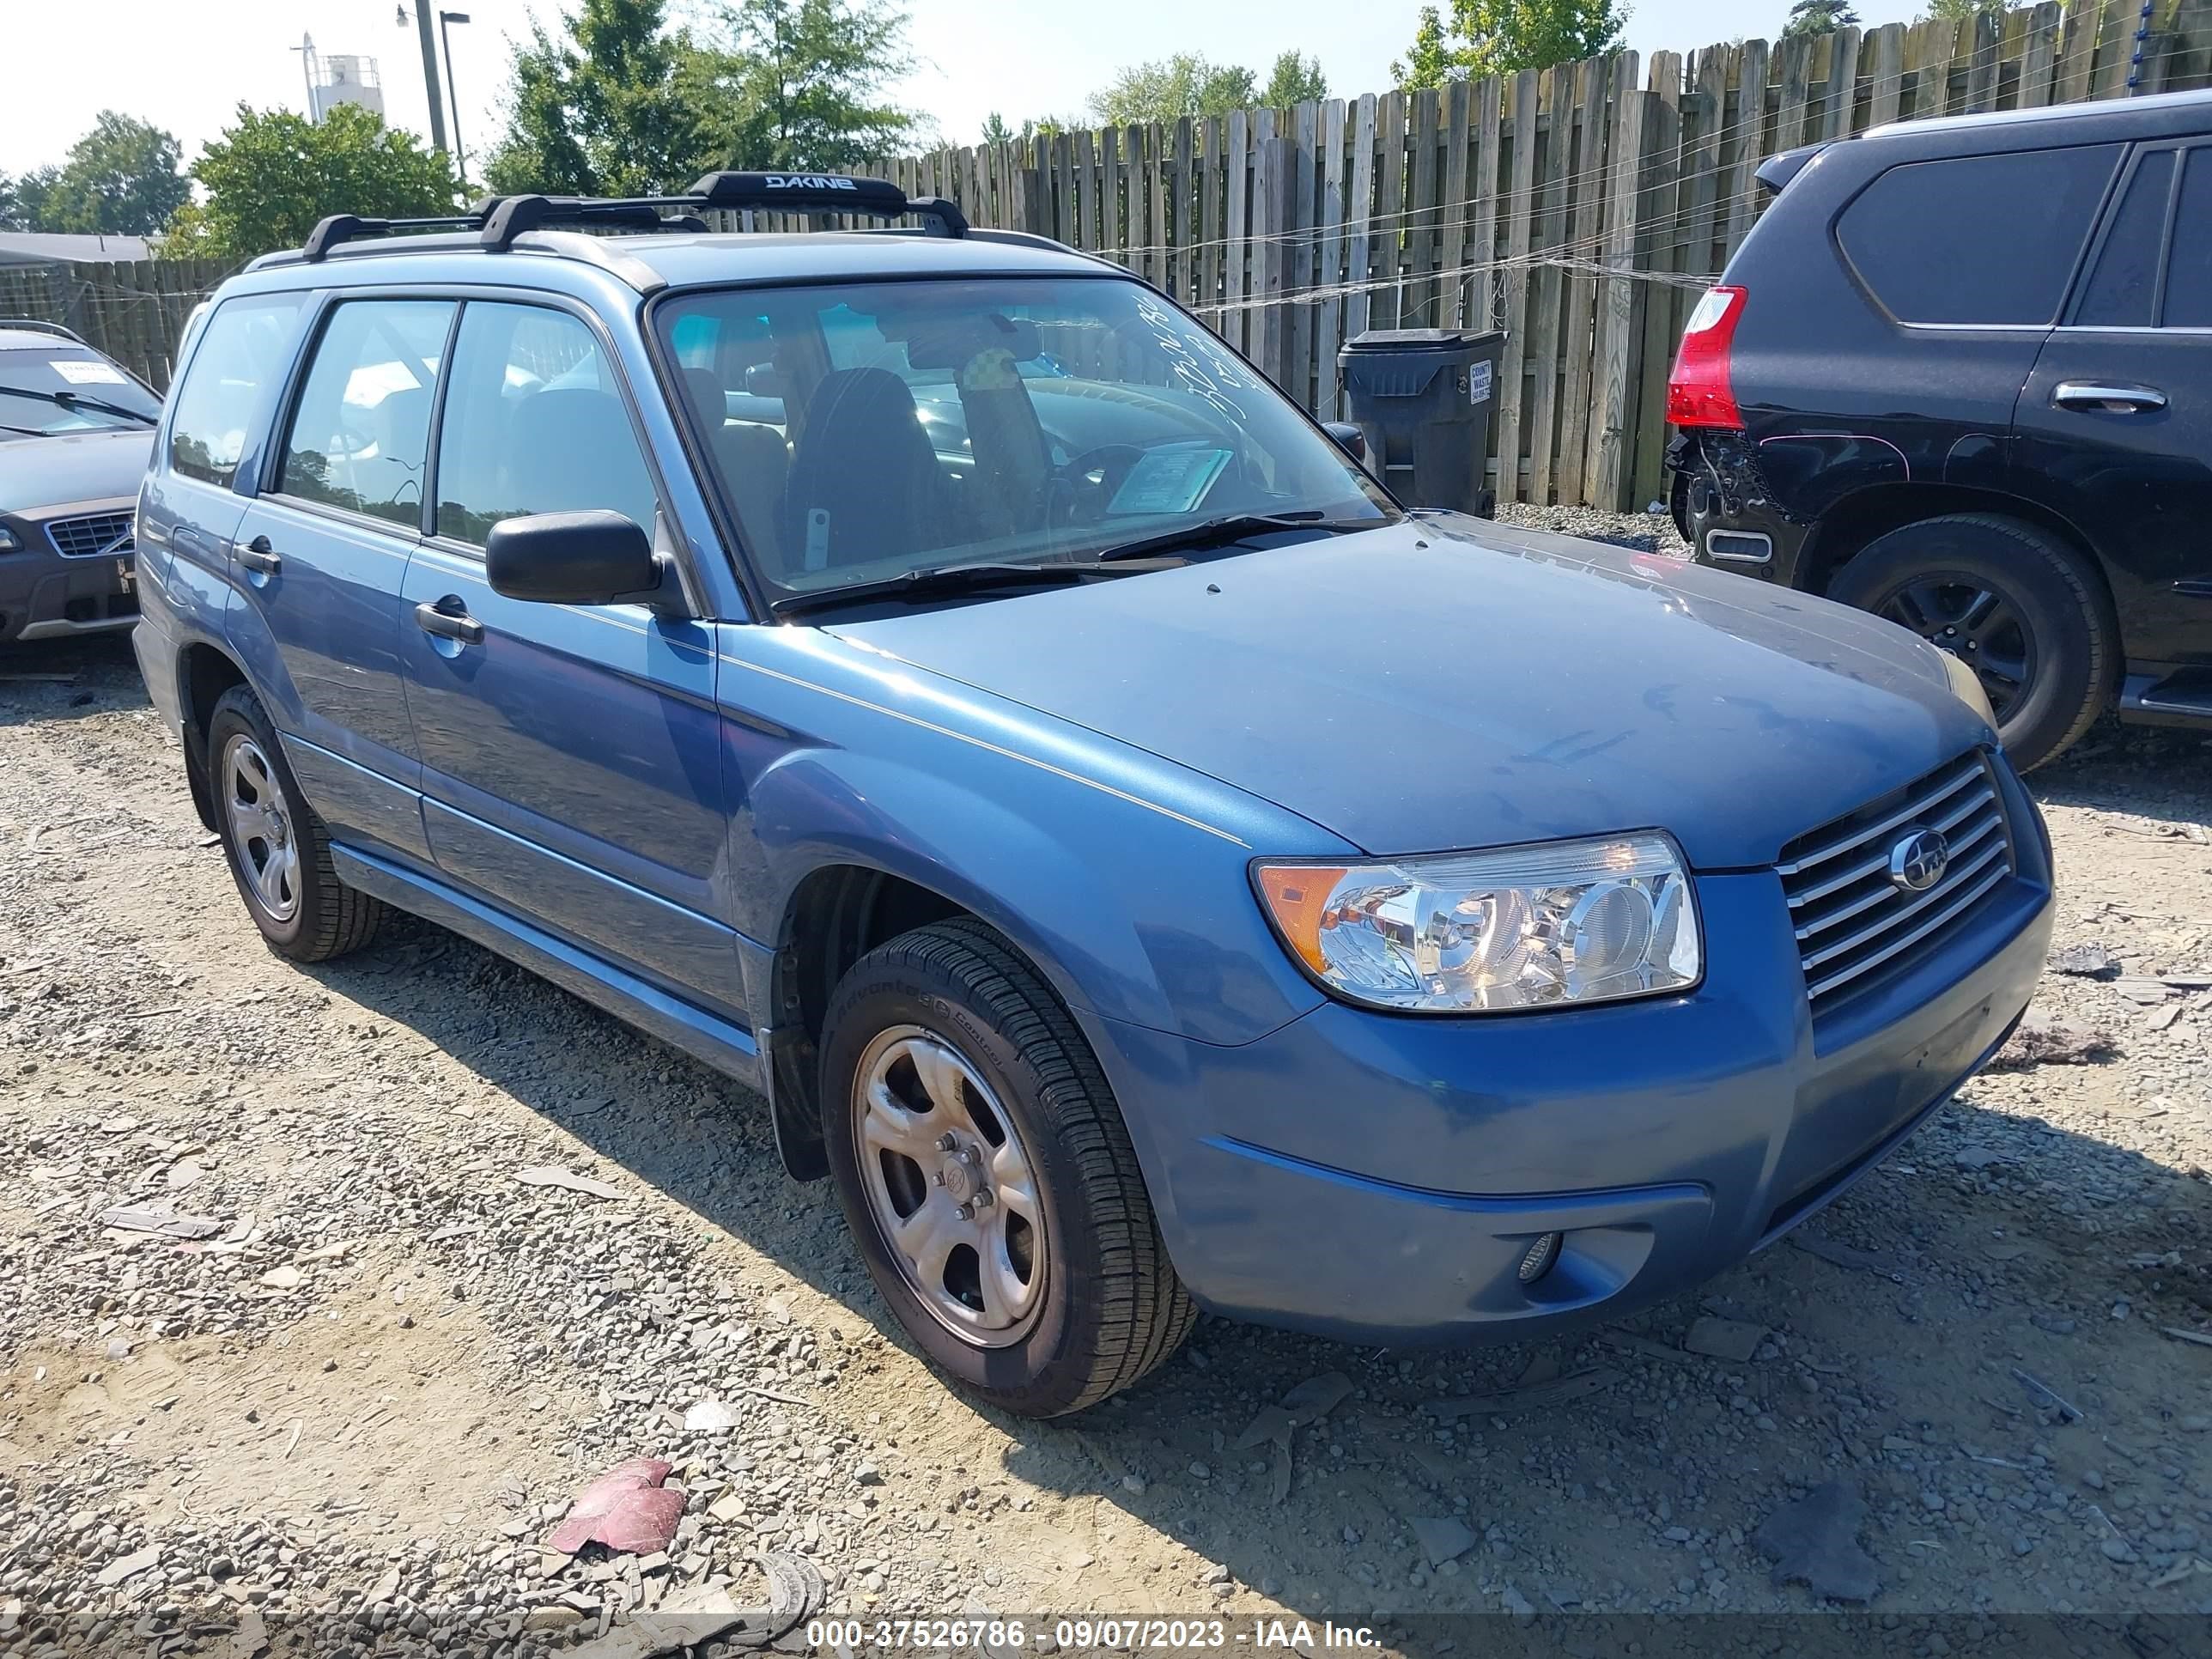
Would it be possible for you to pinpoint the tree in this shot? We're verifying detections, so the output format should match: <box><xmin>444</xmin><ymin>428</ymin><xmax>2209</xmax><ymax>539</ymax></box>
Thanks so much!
<box><xmin>164</xmin><ymin>104</ymin><xmax>458</xmax><ymax>262</ymax></box>
<box><xmin>712</xmin><ymin>0</ymin><xmax>922</xmax><ymax>171</ymax></box>
<box><xmin>1784</xmin><ymin>0</ymin><xmax>1859</xmax><ymax>34</ymax></box>
<box><xmin>1261</xmin><ymin>51</ymin><xmax>1328</xmax><ymax>107</ymax></box>
<box><xmin>0</xmin><ymin>170</ymin><xmax>53</xmax><ymax>231</ymax></box>
<box><xmin>1395</xmin><ymin>0</ymin><xmax>1627</xmax><ymax>87</ymax></box>
<box><xmin>23</xmin><ymin>112</ymin><xmax>190</xmax><ymax>236</ymax></box>
<box><xmin>1921</xmin><ymin>0</ymin><xmax>2018</xmax><ymax>20</ymax></box>
<box><xmin>979</xmin><ymin>112</ymin><xmax>1065</xmax><ymax>145</ymax></box>
<box><xmin>1089</xmin><ymin>55</ymin><xmax>1258</xmax><ymax>125</ymax></box>
<box><xmin>484</xmin><ymin>0</ymin><xmax>730</xmax><ymax>196</ymax></box>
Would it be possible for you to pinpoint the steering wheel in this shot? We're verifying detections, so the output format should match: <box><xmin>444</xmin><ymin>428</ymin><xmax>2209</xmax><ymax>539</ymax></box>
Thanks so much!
<box><xmin>1047</xmin><ymin>442</ymin><xmax>1148</xmax><ymax>527</ymax></box>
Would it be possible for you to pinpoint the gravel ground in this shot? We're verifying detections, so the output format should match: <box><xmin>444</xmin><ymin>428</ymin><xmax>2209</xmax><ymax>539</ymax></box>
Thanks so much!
<box><xmin>1493</xmin><ymin>503</ymin><xmax>1690</xmax><ymax>557</ymax></box>
<box><xmin>2</xmin><ymin>613</ymin><xmax>2209</xmax><ymax>1657</ymax></box>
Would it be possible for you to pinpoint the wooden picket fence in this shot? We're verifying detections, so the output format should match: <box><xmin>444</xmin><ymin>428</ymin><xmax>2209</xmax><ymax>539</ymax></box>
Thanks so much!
<box><xmin>872</xmin><ymin>0</ymin><xmax>2212</xmax><ymax>510</ymax></box>
<box><xmin>0</xmin><ymin>256</ymin><xmax>232</xmax><ymax>392</ymax></box>
<box><xmin>7</xmin><ymin>1</ymin><xmax>2212</xmax><ymax>499</ymax></box>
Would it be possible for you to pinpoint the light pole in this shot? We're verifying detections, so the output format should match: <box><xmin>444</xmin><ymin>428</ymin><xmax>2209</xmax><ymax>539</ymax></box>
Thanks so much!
<box><xmin>439</xmin><ymin>11</ymin><xmax>472</xmax><ymax>191</ymax></box>
<box><xmin>398</xmin><ymin>2</ymin><xmax>449</xmax><ymax>155</ymax></box>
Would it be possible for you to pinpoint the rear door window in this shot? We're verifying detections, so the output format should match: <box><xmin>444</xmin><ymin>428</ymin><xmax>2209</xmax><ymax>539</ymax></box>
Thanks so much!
<box><xmin>167</xmin><ymin>295</ymin><xmax>307</xmax><ymax>487</ymax></box>
<box><xmin>2075</xmin><ymin>149</ymin><xmax>2174</xmax><ymax>328</ymax></box>
<box><xmin>2161</xmin><ymin>148</ymin><xmax>2212</xmax><ymax>327</ymax></box>
<box><xmin>277</xmin><ymin>300</ymin><xmax>454</xmax><ymax>528</ymax></box>
<box><xmin>432</xmin><ymin>302</ymin><xmax>659</xmax><ymax>545</ymax></box>
<box><xmin>1838</xmin><ymin>144</ymin><xmax>2122</xmax><ymax>325</ymax></box>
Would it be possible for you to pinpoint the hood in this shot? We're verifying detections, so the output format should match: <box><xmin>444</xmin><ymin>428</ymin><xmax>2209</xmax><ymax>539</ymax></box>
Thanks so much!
<box><xmin>826</xmin><ymin>515</ymin><xmax>1989</xmax><ymax>871</ymax></box>
<box><xmin>0</xmin><ymin>426</ymin><xmax>155</xmax><ymax>514</ymax></box>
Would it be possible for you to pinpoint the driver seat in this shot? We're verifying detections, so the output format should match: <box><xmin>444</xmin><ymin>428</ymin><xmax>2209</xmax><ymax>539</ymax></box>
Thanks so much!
<box><xmin>781</xmin><ymin>368</ymin><xmax>955</xmax><ymax>573</ymax></box>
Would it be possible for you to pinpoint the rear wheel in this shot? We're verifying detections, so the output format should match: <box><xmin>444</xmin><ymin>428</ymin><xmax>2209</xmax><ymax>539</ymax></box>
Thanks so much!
<box><xmin>207</xmin><ymin>687</ymin><xmax>385</xmax><ymax>961</ymax></box>
<box><xmin>1826</xmin><ymin>513</ymin><xmax>2116</xmax><ymax>769</ymax></box>
<box><xmin>820</xmin><ymin>917</ymin><xmax>1194</xmax><ymax>1416</ymax></box>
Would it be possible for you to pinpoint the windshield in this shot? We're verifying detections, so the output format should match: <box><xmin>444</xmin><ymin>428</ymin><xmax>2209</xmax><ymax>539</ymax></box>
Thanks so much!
<box><xmin>0</xmin><ymin>349</ymin><xmax>161</xmax><ymax>434</ymax></box>
<box><xmin>655</xmin><ymin>276</ymin><xmax>1395</xmax><ymax>603</ymax></box>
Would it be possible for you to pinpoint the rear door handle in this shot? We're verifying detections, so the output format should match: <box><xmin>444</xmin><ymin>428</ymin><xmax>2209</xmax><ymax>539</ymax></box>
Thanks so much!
<box><xmin>414</xmin><ymin>598</ymin><xmax>484</xmax><ymax>644</ymax></box>
<box><xmin>2051</xmin><ymin>380</ymin><xmax>2168</xmax><ymax>413</ymax></box>
<box><xmin>236</xmin><ymin>535</ymin><xmax>281</xmax><ymax>575</ymax></box>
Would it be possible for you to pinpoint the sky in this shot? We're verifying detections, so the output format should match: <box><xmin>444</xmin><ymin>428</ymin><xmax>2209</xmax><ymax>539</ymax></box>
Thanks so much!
<box><xmin>0</xmin><ymin>0</ymin><xmax>1927</xmax><ymax>181</ymax></box>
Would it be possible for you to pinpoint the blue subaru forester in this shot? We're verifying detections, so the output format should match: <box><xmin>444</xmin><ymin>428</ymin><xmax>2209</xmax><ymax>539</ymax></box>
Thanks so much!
<box><xmin>134</xmin><ymin>174</ymin><xmax>2054</xmax><ymax>1416</ymax></box>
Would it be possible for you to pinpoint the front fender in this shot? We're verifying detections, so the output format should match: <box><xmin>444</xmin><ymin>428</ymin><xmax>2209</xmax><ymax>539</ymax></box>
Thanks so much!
<box><xmin>715</xmin><ymin>625</ymin><xmax>1344</xmax><ymax>1048</ymax></box>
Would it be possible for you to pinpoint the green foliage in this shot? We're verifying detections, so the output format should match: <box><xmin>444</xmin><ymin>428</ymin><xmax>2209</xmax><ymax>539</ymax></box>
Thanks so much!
<box><xmin>1921</xmin><ymin>0</ymin><xmax>2019</xmax><ymax>21</ymax></box>
<box><xmin>1088</xmin><ymin>55</ymin><xmax>1260</xmax><ymax>125</ymax></box>
<box><xmin>483</xmin><ymin>0</ymin><xmax>918</xmax><ymax>191</ymax></box>
<box><xmin>163</xmin><ymin>104</ymin><xmax>458</xmax><ymax>262</ymax></box>
<box><xmin>483</xmin><ymin>0</ymin><xmax>727</xmax><ymax>195</ymax></box>
<box><xmin>1261</xmin><ymin>51</ymin><xmax>1329</xmax><ymax>107</ymax></box>
<box><xmin>1784</xmin><ymin>0</ymin><xmax>1859</xmax><ymax>35</ymax></box>
<box><xmin>1394</xmin><ymin>0</ymin><xmax>1629</xmax><ymax>87</ymax></box>
<box><xmin>711</xmin><ymin>0</ymin><xmax>922</xmax><ymax>171</ymax></box>
<box><xmin>0</xmin><ymin>169</ymin><xmax>52</xmax><ymax>232</ymax></box>
<box><xmin>980</xmin><ymin>112</ymin><xmax>1066</xmax><ymax>146</ymax></box>
<box><xmin>0</xmin><ymin>113</ymin><xmax>187</xmax><ymax>237</ymax></box>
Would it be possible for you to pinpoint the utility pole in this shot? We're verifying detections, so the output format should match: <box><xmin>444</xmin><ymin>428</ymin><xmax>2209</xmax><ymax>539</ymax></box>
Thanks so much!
<box><xmin>408</xmin><ymin>2</ymin><xmax>449</xmax><ymax>153</ymax></box>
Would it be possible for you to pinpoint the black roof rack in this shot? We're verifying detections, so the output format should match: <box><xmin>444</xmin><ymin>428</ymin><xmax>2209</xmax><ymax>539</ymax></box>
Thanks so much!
<box><xmin>0</xmin><ymin>317</ymin><xmax>89</xmax><ymax>345</ymax></box>
<box><xmin>299</xmin><ymin>170</ymin><xmax>967</xmax><ymax>262</ymax></box>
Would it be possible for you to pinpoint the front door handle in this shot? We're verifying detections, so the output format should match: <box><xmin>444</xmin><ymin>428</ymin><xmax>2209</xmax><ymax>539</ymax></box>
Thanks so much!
<box><xmin>414</xmin><ymin>598</ymin><xmax>484</xmax><ymax>644</ymax></box>
<box><xmin>2051</xmin><ymin>380</ymin><xmax>2168</xmax><ymax>413</ymax></box>
<box><xmin>236</xmin><ymin>535</ymin><xmax>281</xmax><ymax>575</ymax></box>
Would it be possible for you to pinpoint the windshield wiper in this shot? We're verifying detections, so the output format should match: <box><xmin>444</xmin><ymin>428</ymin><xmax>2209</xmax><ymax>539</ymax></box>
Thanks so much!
<box><xmin>0</xmin><ymin>385</ymin><xmax>157</xmax><ymax>427</ymax></box>
<box><xmin>1091</xmin><ymin>511</ymin><xmax>1370</xmax><ymax>565</ymax></box>
<box><xmin>769</xmin><ymin>556</ymin><xmax>1179</xmax><ymax>618</ymax></box>
<box><xmin>0</xmin><ymin>420</ymin><xmax>48</xmax><ymax>437</ymax></box>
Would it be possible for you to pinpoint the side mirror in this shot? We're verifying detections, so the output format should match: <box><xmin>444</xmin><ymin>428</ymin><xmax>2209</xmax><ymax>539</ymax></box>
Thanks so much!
<box><xmin>1322</xmin><ymin>421</ymin><xmax>1367</xmax><ymax>463</ymax></box>
<box><xmin>485</xmin><ymin>510</ymin><xmax>666</xmax><ymax>609</ymax></box>
<box><xmin>743</xmin><ymin>362</ymin><xmax>787</xmax><ymax>398</ymax></box>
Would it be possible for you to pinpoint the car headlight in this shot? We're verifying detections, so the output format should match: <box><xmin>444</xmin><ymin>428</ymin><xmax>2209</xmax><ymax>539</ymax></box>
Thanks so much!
<box><xmin>0</xmin><ymin>526</ymin><xmax>19</xmax><ymax>553</ymax></box>
<box><xmin>1254</xmin><ymin>833</ymin><xmax>1702</xmax><ymax>1012</ymax></box>
<box><xmin>1936</xmin><ymin>647</ymin><xmax>1998</xmax><ymax>729</ymax></box>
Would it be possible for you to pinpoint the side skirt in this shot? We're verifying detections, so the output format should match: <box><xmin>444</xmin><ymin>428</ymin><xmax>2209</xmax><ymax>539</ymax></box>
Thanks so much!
<box><xmin>331</xmin><ymin>842</ymin><xmax>768</xmax><ymax>1096</ymax></box>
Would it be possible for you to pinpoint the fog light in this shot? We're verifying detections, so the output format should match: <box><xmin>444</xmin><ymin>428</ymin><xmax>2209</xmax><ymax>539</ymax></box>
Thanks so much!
<box><xmin>1517</xmin><ymin>1231</ymin><xmax>1563</xmax><ymax>1284</ymax></box>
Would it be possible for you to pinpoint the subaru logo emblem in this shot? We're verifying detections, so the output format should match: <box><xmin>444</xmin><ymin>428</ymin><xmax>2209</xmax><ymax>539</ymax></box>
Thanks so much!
<box><xmin>1889</xmin><ymin>828</ymin><xmax>1950</xmax><ymax>893</ymax></box>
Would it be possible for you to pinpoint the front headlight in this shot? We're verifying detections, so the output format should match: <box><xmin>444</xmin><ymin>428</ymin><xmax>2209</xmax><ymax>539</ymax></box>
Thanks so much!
<box><xmin>1937</xmin><ymin>647</ymin><xmax>1998</xmax><ymax>729</ymax></box>
<box><xmin>1254</xmin><ymin>833</ymin><xmax>1702</xmax><ymax>1013</ymax></box>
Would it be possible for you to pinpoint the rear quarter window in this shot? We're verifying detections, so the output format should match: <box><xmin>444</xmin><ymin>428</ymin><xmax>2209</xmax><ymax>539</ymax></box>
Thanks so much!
<box><xmin>1837</xmin><ymin>144</ymin><xmax>2123</xmax><ymax>325</ymax></box>
<box><xmin>167</xmin><ymin>295</ymin><xmax>307</xmax><ymax>487</ymax></box>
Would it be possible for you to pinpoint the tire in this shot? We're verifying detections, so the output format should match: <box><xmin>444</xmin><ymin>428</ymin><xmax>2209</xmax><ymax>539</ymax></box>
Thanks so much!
<box><xmin>819</xmin><ymin>917</ymin><xmax>1194</xmax><ymax>1416</ymax></box>
<box><xmin>1825</xmin><ymin>513</ymin><xmax>2118</xmax><ymax>770</ymax></box>
<box><xmin>205</xmin><ymin>686</ymin><xmax>385</xmax><ymax>962</ymax></box>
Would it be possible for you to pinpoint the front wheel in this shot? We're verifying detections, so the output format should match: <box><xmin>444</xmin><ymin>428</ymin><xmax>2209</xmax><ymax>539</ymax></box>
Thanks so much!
<box><xmin>1826</xmin><ymin>513</ymin><xmax>2118</xmax><ymax>770</ymax></box>
<box><xmin>819</xmin><ymin>918</ymin><xmax>1194</xmax><ymax>1416</ymax></box>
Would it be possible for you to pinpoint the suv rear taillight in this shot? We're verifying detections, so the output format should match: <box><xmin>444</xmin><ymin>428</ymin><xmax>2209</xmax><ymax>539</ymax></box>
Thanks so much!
<box><xmin>1667</xmin><ymin>285</ymin><xmax>1746</xmax><ymax>429</ymax></box>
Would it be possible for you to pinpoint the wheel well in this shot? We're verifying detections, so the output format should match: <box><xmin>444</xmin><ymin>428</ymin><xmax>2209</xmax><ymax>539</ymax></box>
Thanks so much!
<box><xmin>766</xmin><ymin>866</ymin><xmax>973</xmax><ymax>1179</ymax></box>
<box><xmin>1798</xmin><ymin>483</ymin><xmax>2113</xmax><ymax>606</ymax></box>
<box><xmin>178</xmin><ymin>643</ymin><xmax>249</xmax><ymax>832</ymax></box>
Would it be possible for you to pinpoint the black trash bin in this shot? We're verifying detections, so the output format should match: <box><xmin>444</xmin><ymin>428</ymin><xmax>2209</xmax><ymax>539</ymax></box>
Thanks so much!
<box><xmin>1336</xmin><ymin>328</ymin><xmax>1504</xmax><ymax>518</ymax></box>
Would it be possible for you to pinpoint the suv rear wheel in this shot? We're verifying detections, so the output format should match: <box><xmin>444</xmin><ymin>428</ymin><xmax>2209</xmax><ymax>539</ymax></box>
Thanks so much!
<box><xmin>819</xmin><ymin>917</ymin><xmax>1194</xmax><ymax>1416</ymax></box>
<box><xmin>1826</xmin><ymin>513</ymin><xmax>2117</xmax><ymax>770</ymax></box>
<box><xmin>207</xmin><ymin>686</ymin><xmax>386</xmax><ymax>961</ymax></box>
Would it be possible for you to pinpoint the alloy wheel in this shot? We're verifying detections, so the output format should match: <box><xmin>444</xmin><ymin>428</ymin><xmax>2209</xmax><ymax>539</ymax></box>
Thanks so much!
<box><xmin>220</xmin><ymin>733</ymin><xmax>301</xmax><ymax>923</ymax></box>
<box><xmin>850</xmin><ymin>1024</ymin><xmax>1046</xmax><ymax>1347</ymax></box>
<box><xmin>1876</xmin><ymin>575</ymin><xmax>2034</xmax><ymax>722</ymax></box>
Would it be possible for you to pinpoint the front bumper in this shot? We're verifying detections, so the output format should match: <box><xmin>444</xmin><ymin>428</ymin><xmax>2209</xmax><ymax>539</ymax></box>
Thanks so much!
<box><xmin>1085</xmin><ymin>774</ymin><xmax>2054</xmax><ymax>1346</ymax></box>
<box><xmin>0</xmin><ymin>499</ymin><xmax>140</xmax><ymax>643</ymax></box>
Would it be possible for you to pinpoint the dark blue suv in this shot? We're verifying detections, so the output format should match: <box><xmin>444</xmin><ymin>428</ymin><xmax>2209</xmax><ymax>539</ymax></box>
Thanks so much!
<box><xmin>135</xmin><ymin>174</ymin><xmax>2055</xmax><ymax>1416</ymax></box>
